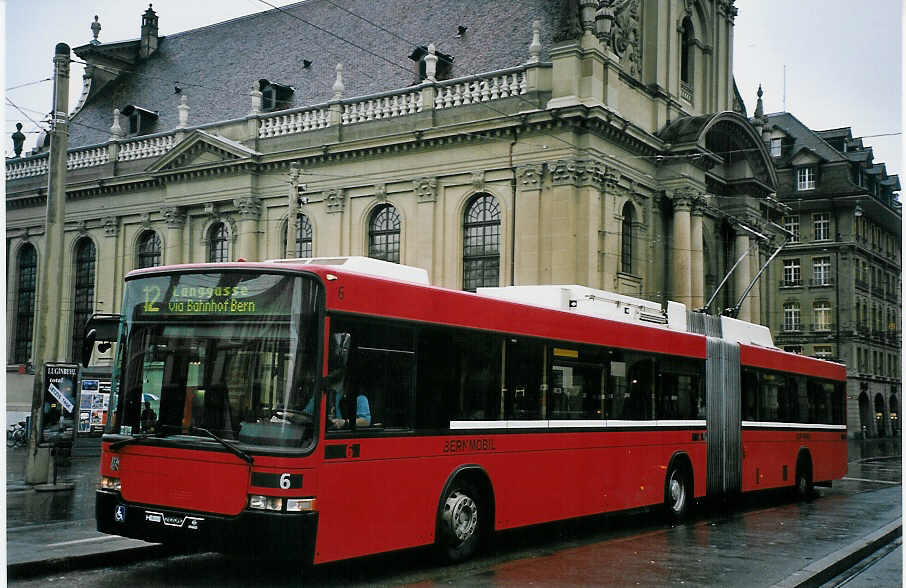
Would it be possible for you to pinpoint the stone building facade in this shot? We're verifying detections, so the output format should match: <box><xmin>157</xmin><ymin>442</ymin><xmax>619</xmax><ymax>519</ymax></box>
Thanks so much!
<box><xmin>9</xmin><ymin>1</ymin><xmax>786</xmax><ymax>380</ymax></box>
<box><xmin>757</xmin><ymin>111</ymin><xmax>901</xmax><ymax>438</ymax></box>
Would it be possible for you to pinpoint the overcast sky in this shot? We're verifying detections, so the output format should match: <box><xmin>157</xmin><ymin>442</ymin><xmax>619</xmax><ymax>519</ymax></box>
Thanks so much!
<box><xmin>4</xmin><ymin>0</ymin><xmax>902</xmax><ymax>178</ymax></box>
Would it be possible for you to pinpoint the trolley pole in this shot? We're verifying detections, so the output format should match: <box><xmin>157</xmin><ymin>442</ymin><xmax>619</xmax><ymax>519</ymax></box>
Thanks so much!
<box><xmin>25</xmin><ymin>43</ymin><xmax>71</xmax><ymax>484</ymax></box>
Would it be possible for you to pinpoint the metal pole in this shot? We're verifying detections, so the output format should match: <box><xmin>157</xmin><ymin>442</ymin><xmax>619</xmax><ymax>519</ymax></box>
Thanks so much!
<box><xmin>25</xmin><ymin>43</ymin><xmax>71</xmax><ymax>484</ymax></box>
<box><xmin>286</xmin><ymin>163</ymin><xmax>301</xmax><ymax>258</ymax></box>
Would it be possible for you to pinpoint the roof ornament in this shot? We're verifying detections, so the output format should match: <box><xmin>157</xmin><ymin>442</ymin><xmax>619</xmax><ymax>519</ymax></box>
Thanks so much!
<box><xmin>109</xmin><ymin>107</ymin><xmax>123</xmax><ymax>141</ymax></box>
<box><xmin>528</xmin><ymin>20</ymin><xmax>541</xmax><ymax>64</ymax></box>
<box><xmin>249</xmin><ymin>81</ymin><xmax>262</xmax><ymax>115</ymax></box>
<box><xmin>11</xmin><ymin>122</ymin><xmax>26</xmax><ymax>158</ymax></box>
<box><xmin>424</xmin><ymin>44</ymin><xmax>438</xmax><ymax>82</ymax></box>
<box><xmin>90</xmin><ymin>15</ymin><xmax>101</xmax><ymax>45</ymax></box>
<box><xmin>177</xmin><ymin>94</ymin><xmax>190</xmax><ymax>129</ymax></box>
<box><xmin>332</xmin><ymin>63</ymin><xmax>344</xmax><ymax>101</ymax></box>
<box><xmin>754</xmin><ymin>84</ymin><xmax>764</xmax><ymax>119</ymax></box>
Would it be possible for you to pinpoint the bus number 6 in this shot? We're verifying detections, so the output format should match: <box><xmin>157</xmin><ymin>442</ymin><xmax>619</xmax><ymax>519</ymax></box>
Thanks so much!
<box><xmin>280</xmin><ymin>473</ymin><xmax>291</xmax><ymax>490</ymax></box>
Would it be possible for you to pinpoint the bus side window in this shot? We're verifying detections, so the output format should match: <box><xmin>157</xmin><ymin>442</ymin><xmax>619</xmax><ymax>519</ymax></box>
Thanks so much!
<box><xmin>416</xmin><ymin>325</ymin><xmax>501</xmax><ymax>425</ymax></box>
<box><xmin>655</xmin><ymin>357</ymin><xmax>704</xmax><ymax>420</ymax></box>
<box><xmin>741</xmin><ymin>368</ymin><xmax>758</xmax><ymax>421</ymax></box>
<box><xmin>504</xmin><ymin>338</ymin><xmax>545</xmax><ymax>420</ymax></box>
<box><xmin>608</xmin><ymin>352</ymin><xmax>653</xmax><ymax>420</ymax></box>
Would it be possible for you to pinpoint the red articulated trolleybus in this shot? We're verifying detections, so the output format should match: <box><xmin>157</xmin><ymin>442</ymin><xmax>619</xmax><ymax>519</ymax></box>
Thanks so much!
<box><xmin>89</xmin><ymin>256</ymin><xmax>847</xmax><ymax>565</ymax></box>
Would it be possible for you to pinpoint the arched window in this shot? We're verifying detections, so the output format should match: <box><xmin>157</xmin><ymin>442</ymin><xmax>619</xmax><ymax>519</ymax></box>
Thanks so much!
<box><xmin>283</xmin><ymin>214</ymin><xmax>313</xmax><ymax>258</ymax></box>
<box><xmin>14</xmin><ymin>244</ymin><xmax>37</xmax><ymax>364</ymax></box>
<box><xmin>368</xmin><ymin>204</ymin><xmax>401</xmax><ymax>263</ymax></box>
<box><xmin>137</xmin><ymin>230</ymin><xmax>162</xmax><ymax>268</ymax></box>
<box><xmin>208</xmin><ymin>222</ymin><xmax>229</xmax><ymax>262</ymax></box>
<box><xmin>462</xmin><ymin>194</ymin><xmax>500</xmax><ymax>291</ymax></box>
<box><xmin>621</xmin><ymin>202</ymin><xmax>634</xmax><ymax>274</ymax></box>
<box><xmin>71</xmin><ymin>238</ymin><xmax>96</xmax><ymax>361</ymax></box>
<box><xmin>680</xmin><ymin>18</ymin><xmax>694</xmax><ymax>84</ymax></box>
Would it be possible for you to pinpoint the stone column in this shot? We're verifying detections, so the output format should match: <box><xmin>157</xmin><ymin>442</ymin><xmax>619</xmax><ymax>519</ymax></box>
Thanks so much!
<box><xmin>233</xmin><ymin>197</ymin><xmax>261</xmax><ymax>261</ymax></box>
<box><xmin>161</xmin><ymin>206</ymin><xmax>186</xmax><ymax>265</ymax></box>
<box><xmin>514</xmin><ymin>164</ymin><xmax>543</xmax><ymax>285</ymax></box>
<box><xmin>414</xmin><ymin>178</ymin><xmax>438</xmax><ymax>281</ymax></box>
<box><xmin>671</xmin><ymin>193</ymin><xmax>693</xmax><ymax>307</ymax></box>
<box><xmin>690</xmin><ymin>204</ymin><xmax>704</xmax><ymax>309</ymax></box>
<box><xmin>734</xmin><ymin>231</ymin><xmax>753</xmax><ymax>322</ymax></box>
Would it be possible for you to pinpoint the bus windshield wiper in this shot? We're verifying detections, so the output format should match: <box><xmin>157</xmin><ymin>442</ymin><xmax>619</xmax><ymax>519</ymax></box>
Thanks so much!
<box><xmin>109</xmin><ymin>424</ymin><xmax>178</xmax><ymax>451</ymax></box>
<box><xmin>189</xmin><ymin>426</ymin><xmax>254</xmax><ymax>465</ymax></box>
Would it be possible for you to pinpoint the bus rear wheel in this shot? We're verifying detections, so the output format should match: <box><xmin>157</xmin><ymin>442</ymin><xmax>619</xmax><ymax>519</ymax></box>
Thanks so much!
<box><xmin>665</xmin><ymin>465</ymin><xmax>692</xmax><ymax>521</ymax></box>
<box><xmin>437</xmin><ymin>482</ymin><xmax>481</xmax><ymax>563</ymax></box>
<box><xmin>794</xmin><ymin>461</ymin><xmax>814</xmax><ymax>500</ymax></box>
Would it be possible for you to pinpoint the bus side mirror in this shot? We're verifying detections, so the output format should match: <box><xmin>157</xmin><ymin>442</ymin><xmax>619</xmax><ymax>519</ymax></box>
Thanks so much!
<box><xmin>81</xmin><ymin>313</ymin><xmax>122</xmax><ymax>367</ymax></box>
<box><xmin>81</xmin><ymin>329</ymin><xmax>97</xmax><ymax>368</ymax></box>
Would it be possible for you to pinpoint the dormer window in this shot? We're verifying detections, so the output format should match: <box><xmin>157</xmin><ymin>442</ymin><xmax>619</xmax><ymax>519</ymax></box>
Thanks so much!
<box><xmin>408</xmin><ymin>46</ymin><xmax>454</xmax><ymax>83</ymax></box>
<box><xmin>121</xmin><ymin>105</ymin><xmax>158</xmax><ymax>136</ymax></box>
<box><xmin>770</xmin><ymin>137</ymin><xmax>782</xmax><ymax>158</ymax></box>
<box><xmin>258</xmin><ymin>79</ymin><xmax>294</xmax><ymax>112</ymax></box>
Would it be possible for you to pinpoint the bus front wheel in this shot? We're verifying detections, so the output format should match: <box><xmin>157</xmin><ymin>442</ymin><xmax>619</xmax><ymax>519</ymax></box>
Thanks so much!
<box><xmin>437</xmin><ymin>482</ymin><xmax>481</xmax><ymax>563</ymax></box>
<box><xmin>664</xmin><ymin>464</ymin><xmax>692</xmax><ymax>521</ymax></box>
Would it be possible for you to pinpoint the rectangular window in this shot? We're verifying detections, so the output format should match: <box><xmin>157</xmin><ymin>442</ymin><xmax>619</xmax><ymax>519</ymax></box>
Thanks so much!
<box><xmin>505</xmin><ymin>338</ymin><xmax>545</xmax><ymax>421</ymax></box>
<box><xmin>328</xmin><ymin>316</ymin><xmax>415</xmax><ymax>432</ymax></box>
<box><xmin>655</xmin><ymin>356</ymin><xmax>705</xmax><ymax>420</ymax></box>
<box><xmin>813</xmin><ymin>345</ymin><xmax>833</xmax><ymax>359</ymax></box>
<box><xmin>550</xmin><ymin>346</ymin><xmax>606</xmax><ymax>421</ymax></box>
<box><xmin>813</xmin><ymin>213</ymin><xmax>830</xmax><ymax>241</ymax></box>
<box><xmin>416</xmin><ymin>326</ymin><xmax>501</xmax><ymax>427</ymax></box>
<box><xmin>783</xmin><ymin>259</ymin><xmax>801</xmax><ymax>286</ymax></box>
<box><xmin>783</xmin><ymin>303</ymin><xmax>801</xmax><ymax>331</ymax></box>
<box><xmin>607</xmin><ymin>352</ymin><xmax>654</xmax><ymax>420</ymax></box>
<box><xmin>770</xmin><ymin>138</ymin><xmax>782</xmax><ymax>157</ymax></box>
<box><xmin>813</xmin><ymin>302</ymin><xmax>831</xmax><ymax>331</ymax></box>
<box><xmin>812</xmin><ymin>256</ymin><xmax>831</xmax><ymax>285</ymax></box>
<box><xmin>797</xmin><ymin>166</ymin><xmax>816</xmax><ymax>190</ymax></box>
<box><xmin>783</xmin><ymin>215</ymin><xmax>800</xmax><ymax>242</ymax></box>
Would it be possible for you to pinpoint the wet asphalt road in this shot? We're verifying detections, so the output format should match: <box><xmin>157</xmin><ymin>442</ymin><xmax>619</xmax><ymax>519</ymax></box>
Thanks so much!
<box><xmin>9</xmin><ymin>449</ymin><xmax>901</xmax><ymax>588</ymax></box>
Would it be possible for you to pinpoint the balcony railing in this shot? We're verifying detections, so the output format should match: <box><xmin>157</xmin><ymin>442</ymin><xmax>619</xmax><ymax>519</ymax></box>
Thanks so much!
<box><xmin>779</xmin><ymin>279</ymin><xmax>802</xmax><ymax>288</ymax></box>
<box><xmin>808</xmin><ymin>277</ymin><xmax>834</xmax><ymax>287</ymax></box>
<box><xmin>811</xmin><ymin>324</ymin><xmax>834</xmax><ymax>333</ymax></box>
<box><xmin>7</xmin><ymin>62</ymin><xmax>537</xmax><ymax>178</ymax></box>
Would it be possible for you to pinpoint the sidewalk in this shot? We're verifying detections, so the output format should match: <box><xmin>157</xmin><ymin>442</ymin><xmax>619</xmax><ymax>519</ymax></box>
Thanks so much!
<box><xmin>6</xmin><ymin>438</ymin><xmax>901</xmax><ymax>581</ymax></box>
<box><xmin>6</xmin><ymin>436</ymin><xmax>169</xmax><ymax>577</ymax></box>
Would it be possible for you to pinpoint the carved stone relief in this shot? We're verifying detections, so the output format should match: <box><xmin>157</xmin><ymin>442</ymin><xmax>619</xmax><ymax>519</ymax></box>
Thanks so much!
<box><xmin>325</xmin><ymin>188</ymin><xmax>346</xmax><ymax>213</ymax></box>
<box><xmin>414</xmin><ymin>177</ymin><xmax>437</xmax><ymax>203</ymax></box>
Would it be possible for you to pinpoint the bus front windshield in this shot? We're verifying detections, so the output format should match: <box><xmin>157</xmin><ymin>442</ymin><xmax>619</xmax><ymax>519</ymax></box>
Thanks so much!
<box><xmin>107</xmin><ymin>271</ymin><xmax>322</xmax><ymax>451</ymax></box>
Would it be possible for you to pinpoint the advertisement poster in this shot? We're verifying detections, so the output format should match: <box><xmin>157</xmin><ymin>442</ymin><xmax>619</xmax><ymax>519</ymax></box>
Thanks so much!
<box><xmin>79</xmin><ymin>380</ymin><xmax>99</xmax><ymax>433</ymax></box>
<box><xmin>41</xmin><ymin>363</ymin><xmax>79</xmax><ymax>443</ymax></box>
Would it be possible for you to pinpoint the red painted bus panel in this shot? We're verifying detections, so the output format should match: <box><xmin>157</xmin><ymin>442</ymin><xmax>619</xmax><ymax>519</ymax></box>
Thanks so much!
<box><xmin>739</xmin><ymin>344</ymin><xmax>846</xmax><ymax>380</ymax></box>
<box><xmin>103</xmin><ymin>444</ymin><xmax>251</xmax><ymax>516</ymax></box>
<box><xmin>310</xmin><ymin>429</ymin><xmax>707</xmax><ymax>563</ymax></box>
<box><xmin>740</xmin><ymin>429</ymin><xmax>847</xmax><ymax>493</ymax></box>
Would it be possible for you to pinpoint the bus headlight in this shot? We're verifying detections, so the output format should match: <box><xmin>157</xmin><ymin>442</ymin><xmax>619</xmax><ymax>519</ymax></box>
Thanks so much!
<box><xmin>98</xmin><ymin>476</ymin><xmax>121</xmax><ymax>491</ymax></box>
<box><xmin>248</xmin><ymin>495</ymin><xmax>283</xmax><ymax>511</ymax></box>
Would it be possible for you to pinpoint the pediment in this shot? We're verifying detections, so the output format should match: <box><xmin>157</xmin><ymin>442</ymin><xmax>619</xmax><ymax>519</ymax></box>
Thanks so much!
<box><xmin>146</xmin><ymin>130</ymin><xmax>260</xmax><ymax>173</ymax></box>
<box><xmin>790</xmin><ymin>147</ymin><xmax>824</xmax><ymax>166</ymax></box>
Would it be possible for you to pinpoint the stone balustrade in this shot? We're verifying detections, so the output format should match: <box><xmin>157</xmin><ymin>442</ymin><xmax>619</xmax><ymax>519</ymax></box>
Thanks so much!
<box><xmin>434</xmin><ymin>68</ymin><xmax>527</xmax><ymax>110</ymax></box>
<box><xmin>8</xmin><ymin>63</ymin><xmax>536</xmax><ymax>180</ymax></box>
<box><xmin>342</xmin><ymin>90</ymin><xmax>422</xmax><ymax>124</ymax></box>
<box><xmin>117</xmin><ymin>134</ymin><xmax>176</xmax><ymax>162</ymax></box>
<box><xmin>258</xmin><ymin>107</ymin><xmax>330</xmax><ymax>138</ymax></box>
<box><xmin>68</xmin><ymin>145</ymin><xmax>109</xmax><ymax>170</ymax></box>
<box><xmin>6</xmin><ymin>154</ymin><xmax>49</xmax><ymax>180</ymax></box>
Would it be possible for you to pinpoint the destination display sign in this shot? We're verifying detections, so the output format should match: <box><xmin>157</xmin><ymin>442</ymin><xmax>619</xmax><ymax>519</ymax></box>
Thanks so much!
<box><xmin>127</xmin><ymin>273</ymin><xmax>296</xmax><ymax>318</ymax></box>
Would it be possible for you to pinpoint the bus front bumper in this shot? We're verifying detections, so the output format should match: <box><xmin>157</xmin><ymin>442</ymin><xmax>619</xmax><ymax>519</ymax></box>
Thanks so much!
<box><xmin>96</xmin><ymin>490</ymin><xmax>318</xmax><ymax>560</ymax></box>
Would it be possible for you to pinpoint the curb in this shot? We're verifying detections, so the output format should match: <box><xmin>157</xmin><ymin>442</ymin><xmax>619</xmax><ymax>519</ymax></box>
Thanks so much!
<box><xmin>7</xmin><ymin>543</ymin><xmax>182</xmax><ymax>579</ymax></box>
<box><xmin>772</xmin><ymin>519</ymin><xmax>902</xmax><ymax>588</ymax></box>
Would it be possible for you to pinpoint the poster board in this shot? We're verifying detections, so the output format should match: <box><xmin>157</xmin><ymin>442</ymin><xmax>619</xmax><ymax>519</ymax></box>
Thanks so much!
<box><xmin>41</xmin><ymin>363</ymin><xmax>78</xmax><ymax>443</ymax></box>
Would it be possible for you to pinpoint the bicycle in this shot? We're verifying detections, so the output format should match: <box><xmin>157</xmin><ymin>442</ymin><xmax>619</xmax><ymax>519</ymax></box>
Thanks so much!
<box><xmin>7</xmin><ymin>421</ymin><xmax>27</xmax><ymax>448</ymax></box>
